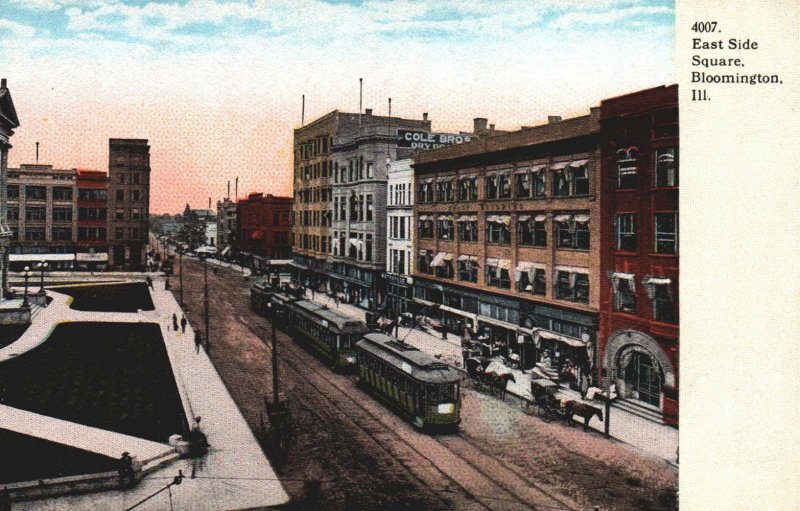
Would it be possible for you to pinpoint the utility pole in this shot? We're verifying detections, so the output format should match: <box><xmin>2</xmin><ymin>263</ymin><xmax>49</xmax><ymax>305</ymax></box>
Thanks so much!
<box><xmin>203</xmin><ymin>256</ymin><xmax>209</xmax><ymax>353</ymax></box>
<box><xmin>272</xmin><ymin>317</ymin><xmax>279</xmax><ymax>404</ymax></box>
<box><xmin>179</xmin><ymin>250</ymin><xmax>183</xmax><ymax>305</ymax></box>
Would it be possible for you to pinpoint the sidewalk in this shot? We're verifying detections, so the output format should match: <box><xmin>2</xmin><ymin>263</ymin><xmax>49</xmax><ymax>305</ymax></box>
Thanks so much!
<box><xmin>303</xmin><ymin>290</ymin><xmax>678</xmax><ymax>465</ymax></box>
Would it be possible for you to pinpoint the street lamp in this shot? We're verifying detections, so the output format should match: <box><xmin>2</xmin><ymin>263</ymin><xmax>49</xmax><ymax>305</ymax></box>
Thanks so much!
<box><xmin>21</xmin><ymin>266</ymin><xmax>31</xmax><ymax>308</ymax></box>
<box><xmin>179</xmin><ymin>249</ymin><xmax>184</xmax><ymax>306</ymax></box>
<box><xmin>201</xmin><ymin>254</ymin><xmax>210</xmax><ymax>353</ymax></box>
<box><xmin>36</xmin><ymin>260</ymin><xmax>48</xmax><ymax>293</ymax></box>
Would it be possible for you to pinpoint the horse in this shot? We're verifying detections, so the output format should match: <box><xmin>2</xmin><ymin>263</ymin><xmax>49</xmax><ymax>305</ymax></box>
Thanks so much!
<box><xmin>564</xmin><ymin>400</ymin><xmax>604</xmax><ymax>431</ymax></box>
<box><xmin>485</xmin><ymin>372</ymin><xmax>516</xmax><ymax>400</ymax></box>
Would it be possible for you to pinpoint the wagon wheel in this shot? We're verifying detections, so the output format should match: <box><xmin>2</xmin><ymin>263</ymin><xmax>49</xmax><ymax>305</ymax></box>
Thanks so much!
<box><xmin>537</xmin><ymin>402</ymin><xmax>553</xmax><ymax>423</ymax></box>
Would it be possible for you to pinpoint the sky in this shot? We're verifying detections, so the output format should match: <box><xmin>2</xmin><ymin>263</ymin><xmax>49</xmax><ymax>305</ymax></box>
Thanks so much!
<box><xmin>0</xmin><ymin>0</ymin><xmax>675</xmax><ymax>213</ymax></box>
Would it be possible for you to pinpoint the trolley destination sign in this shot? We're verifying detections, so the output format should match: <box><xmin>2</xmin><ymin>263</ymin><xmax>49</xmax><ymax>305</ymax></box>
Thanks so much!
<box><xmin>397</xmin><ymin>129</ymin><xmax>472</xmax><ymax>150</ymax></box>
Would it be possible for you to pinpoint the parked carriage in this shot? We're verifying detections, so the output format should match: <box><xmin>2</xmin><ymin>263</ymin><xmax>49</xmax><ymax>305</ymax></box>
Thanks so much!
<box><xmin>355</xmin><ymin>333</ymin><xmax>462</xmax><ymax>431</ymax></box>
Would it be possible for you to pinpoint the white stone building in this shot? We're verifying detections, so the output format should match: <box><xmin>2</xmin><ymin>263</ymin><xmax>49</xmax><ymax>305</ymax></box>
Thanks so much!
<box><xmin>385</xmin><ymin>158</ymin><xmax>414</xmax><ymax>317</ymax></box>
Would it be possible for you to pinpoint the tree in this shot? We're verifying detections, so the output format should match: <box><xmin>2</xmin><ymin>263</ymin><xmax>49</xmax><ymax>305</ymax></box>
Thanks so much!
<box><xmin>178</xmin><ymin>205</ymin><xmax>206</xmax><ymax>249</ymax></box>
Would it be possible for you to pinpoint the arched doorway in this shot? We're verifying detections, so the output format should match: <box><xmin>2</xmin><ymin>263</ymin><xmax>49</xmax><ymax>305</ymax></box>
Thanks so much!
<box><xmin>620</xmin><ymin>347</ymin><xmax>662</xmax><ymax>407</ymax></box>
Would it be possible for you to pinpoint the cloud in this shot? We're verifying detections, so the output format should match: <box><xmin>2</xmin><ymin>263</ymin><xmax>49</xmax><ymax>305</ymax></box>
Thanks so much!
<box><xmin>0</xmin><ymin>19</ymin><xmax>36</xmax><ymax>38</ymax></box>
<box><xmin>549</xmin><ymin>5</ymin><xmax>673</xmax><ymax>29</ymax></box>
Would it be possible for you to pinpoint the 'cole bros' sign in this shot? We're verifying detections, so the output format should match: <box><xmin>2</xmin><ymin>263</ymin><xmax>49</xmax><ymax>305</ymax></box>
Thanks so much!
<box><xmin>397</xmin><ymin>129</ymin><xmax>471</xmax><ymax>150</ymax></box>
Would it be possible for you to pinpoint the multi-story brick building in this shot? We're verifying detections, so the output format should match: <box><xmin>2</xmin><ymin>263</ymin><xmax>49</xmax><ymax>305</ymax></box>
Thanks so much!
<box><xmin>216</xmin><ymin>197</ymin><xmax>237</xmax><ymax>253</ymax></box>
<box><xmin>0</xmin><ymin>78</ymin><xmax>20</xmax><ymax>299</ymax></box>
<box><xmin>75</xmin><ymin>169</ymin><xmax>109</xmax><ymax>270</ymax></box>
<box><xmin>412</xmin><ymin>110</ymin><xmax>602</xmax><ymax>386</ymax></box>
<box><xmin>598</xmin><ymin>85</ymin><xmax>679</xmax><ymax>425</ymax></box>
<box><xmin>107</xmin><ymin>138</ymin><xmax>150</xmax><ymax>269</ymax></box>
<box><xmin>6</xmin><ymin>164</ymin><xmax>78</xmax><ymax>269</ymax></box>
<box><xmin>236</xmin><ymin>192</ymin><xmax>292</xmax><ymax>265</ymax></box>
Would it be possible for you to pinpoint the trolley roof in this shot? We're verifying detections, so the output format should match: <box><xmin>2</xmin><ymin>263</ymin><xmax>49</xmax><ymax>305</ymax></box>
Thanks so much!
<box><xmin>292</xmin><ymin>299</ymin><xmax>369</xmax><ymax>335</ymax></box>
<box><xmin>356</xmin><ymin>333</ymin><xmax>462</xmax><ymax>384</ymax></box>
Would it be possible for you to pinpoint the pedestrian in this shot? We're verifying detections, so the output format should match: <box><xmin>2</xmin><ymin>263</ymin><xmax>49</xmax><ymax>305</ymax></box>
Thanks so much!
<box><xmin>146</xmin><ymin>276</ymin><xmax>153</xmax><ymax>290</ymax></box>
<box><xmin>172</xmin><ymin>313</ymin><xmax>179</xmax><ymax>331</ymax></box>
<box><xmin>118</xmin><ymin>452</ymin><xmax>135</xmax><ymax>487</ymax></box>
<box><xmin>195</xmin><ymin>331</ymin><xmax>202</xmax><ymax>353</ymax></box>
<box><xmin>180</xmin><ymin>315</ymin><xmax>187</xmax><ymax>334</ymax></box>
<box><xmin>334</xmin><ymin>293</ymin><xmax>340</xmax><ymax>308</ymax></box>
<box><xmin>311</xmin><ymin>286</ymin><xmax>315</xmax><ymax>299</ymax></box>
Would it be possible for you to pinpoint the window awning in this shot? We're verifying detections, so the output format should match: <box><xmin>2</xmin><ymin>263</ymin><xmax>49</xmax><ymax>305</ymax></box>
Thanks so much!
<box><xmin>612</xmin><ymin>272</ymin><xmax>636</xmax><ymax>281</ymax></box>
<box><xmin>459</xmin><ymin>173</ymin><xmax>477</xmax><ymax>180</ymax></box>
<box><xmin>443</xmin><ymin>253</ymin><xmax>453</xmax><ymax>261</ymax></box>
<box><xmin>221</xmin><ymin>246</ymin><xmax>231</xmax><ymax>257</ymax></box>
<box><xmin>555</xmin><ymin>265</ymin><xmax>589</xmax><ymax>275</ymax></box>
<box><xmin>439</xmin><ymin>304</ymin><xmax>478</xmax><ymax>323</ymax></box>
<box><xmin>250</xmin><ymin>230</ymin><xmax>265</xmax><ymax>240</ymax></box>
<box><xmin>419</xmin><ymin>249</ymin><xmax>429</xmax><ymax>256</ymax></box>
<box><xmin>487</xmin><ymin>214</ymin><xmax>511</xmax><ymax>226</ymax></box>
<box><xmin>418</xmin><ymin>214</ymin><xmax>431</xmax><ymax>221</ymax></box>
<box><xmin>498</xmin><ymin>169</ymin><xmax>513</xmax><ymax>176</ymax></box>
<box><xmin>569</xmin><ymin>159</ymin><xmax>588</xmax><ymax>168</ymax></box>
<box><xmin>423</xmin><ymin>177</ymin><xmax>435</xmax><ymax>184</ymax></box>
<box><xmin>533</xmin><ymin>328</ymin><xmax>587</xmax><ymax>348</ymax></box>
<box><xmin>457</xmin><ymin>214</ymin><xmax>477</xmax><ymax>222</ymax></box>
<box><xmin>518</xmin><ymin>214</ymin><xmax>531</xmax><ymax>222</ymax></box>
<box><xmin>437</xmin><ymin>215</ymin><xmax>452</xmax><ymax>221</ymax></box>
<box><xmin>332</xmin><ymin>238</ymin><xmax>340</xmax><ymax>250</ymax></box>
<box><xmin>430</xmin><ymin>252</ymin><xmax>447</xmax><ymax>267</ymax></box>
<box><xmin>574</xmin><ymin>214</ymin><xmax>590</xmax><ymax>223</ymax></box>
<box><xmin>513</xmin><ymin>168</ymin><xmax>529</xmax><ymax>175</ymax></box>
<box><xmin>534</xmin><ymin>214</ymin><xmax>547</xmax><ymax>222</ymax></box>
<box><xmin>349</xmin><ymin>238</ymin><xmax>360</xmax><ymax>248</ymax></box>
<box><xmin>531</xmin><ymin>164</ymin><xmax>547</xmax><ymax>172</ymax></box>
<box><xmin>553</xmin><ymin>214</ymin><xmax>572</xmax><ymax>223</ymax></box>
<box><xmin>643</xmin><ymin>277</ymin><xmax>672</xmax><ymax>285</ymax></box>
<box><xmin>551</xmin><ymin>161</ymin><xmax>570</xmax><ymax>170</ymax></box>
<box><xmin>11</xmin><ymin>253</ymin><xmax>76</xmax><ymax>262</ymax></box>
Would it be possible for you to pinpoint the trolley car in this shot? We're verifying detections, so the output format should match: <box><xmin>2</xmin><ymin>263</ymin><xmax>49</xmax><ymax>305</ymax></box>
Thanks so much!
<box><xmin>355</xmin><ymin>333</ymin><xmax>462</xmax><ymax>430</ymax></box>
<box><xmin>250</xmin><ymin>280</ymin><xmax>278</xmax><ymax>315</ymax></box>
<box><xmin>281</xmin><ymin>299</ymin><xmax>369</xmax><ymax>371</ymax></box>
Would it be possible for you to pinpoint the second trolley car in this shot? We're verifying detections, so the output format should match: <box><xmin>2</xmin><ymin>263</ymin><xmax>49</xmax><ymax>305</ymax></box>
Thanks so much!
<box><xmin>355</xmin><ymin>333</ymin><xmax>462</xmax><ymax>430</ymax></box>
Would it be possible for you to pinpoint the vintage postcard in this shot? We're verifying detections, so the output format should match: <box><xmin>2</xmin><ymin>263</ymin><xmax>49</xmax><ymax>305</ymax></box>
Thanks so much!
<box><xmin>0</xmin><ymin>1</ymin><xmax>796</xmax><ymax>510</ymax></box>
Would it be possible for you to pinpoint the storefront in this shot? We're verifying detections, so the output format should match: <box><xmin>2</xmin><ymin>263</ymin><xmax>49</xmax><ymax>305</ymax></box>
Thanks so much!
<box><xmin>75</xmin><ymin>252</ymin><xmax>109</xmax><ymax>271</ymax></box>
<box><xmin>383</xmin><ymin>272</ymin><xmax>413</xmax><ymax>318</ymax></box>
<box><xmin>328</xmin><ymin>262</ymin><xmax>376</xmax><ymax>308</ymax></box>
<box><xmin>9</xmin><ymin>253</ymin><xmax>76</xmax><ymax>271</ymax></box>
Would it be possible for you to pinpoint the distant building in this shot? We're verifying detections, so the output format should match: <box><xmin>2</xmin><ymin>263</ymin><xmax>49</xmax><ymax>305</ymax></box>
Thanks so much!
<box><xmin>0</xmin><ymin>78</ymin><xmax>20</xmax><ymax>300</ymax></box>
<box><xmin>107</xmin><ymin>139</ymin><xmax>151</xmax><ymax>269</ymax></box>
<box><xmin>236</xmin><ymin>192</ymin><xmax>292</xmax><ymax>266</ymax></box>
<box><xmin>7</xmin><ymin>164</ymin><xmax>78</xmax><ymax>269</ymax></box>
<box><xmin>75</xmin><ymin>169</ymin><xmax>109</xmax><ymax>271</ymax></box>
<box><xmin>204</xmin><ymin>220</ymin><xmax>217</xmax><ymax>247</ymax></box>
<box><xmin>216</xmin><ymin>197</ymin><xmax>237</xmax><ymax>252</ymax></box>
<box><xmin>598</xmin><ymin>85</ymin><xmax>679</xmax><ymax>425</ymax></box>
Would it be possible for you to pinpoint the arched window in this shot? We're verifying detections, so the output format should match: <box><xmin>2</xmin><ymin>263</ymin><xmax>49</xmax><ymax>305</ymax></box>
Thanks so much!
<box><xmin>616</xmin><ymin>146</ymin><xmax>638</xmax><ymax>189</ymax></box>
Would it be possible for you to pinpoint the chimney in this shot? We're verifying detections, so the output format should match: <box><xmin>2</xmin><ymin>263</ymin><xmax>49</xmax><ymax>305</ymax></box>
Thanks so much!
<box><xmin>365</xmin><ymin>108</ymin><xmax>373</xmax><ymax>116</ymax></box>
<box><xmin>473</xmin><ymin>117</ymin><xmax>488</xmax><ymax>133</ymax></box>
<box><xmin>489</xmin><ymin>124</ymin><xmax>495</xmax><ymax>134</ymax></box>
<box><xmin>422</xmin><ymin>113</ymin><xmax>428</xmax><ymax>121</ymax></box>
<box><xmin>548</xmin><ymin>116</ymin><xmax>562</xmax><ymax>124</ymax></box>
<box><xmin>589</xmin><ymin>106</ymin><xmax>600</xmax><ymax>118</ymax></box>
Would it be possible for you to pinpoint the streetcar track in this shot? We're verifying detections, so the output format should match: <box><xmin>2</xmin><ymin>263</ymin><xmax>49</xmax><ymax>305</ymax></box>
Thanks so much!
<box><xmin>243</xmin><ymin>310</ymin><xmax>572</xmax><ymax>511</ymax></box>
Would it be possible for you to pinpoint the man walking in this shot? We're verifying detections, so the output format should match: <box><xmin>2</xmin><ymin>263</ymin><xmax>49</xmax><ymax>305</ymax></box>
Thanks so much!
<box><xmin>146</xmin><ymin>276</ymin><xmax>153</xmax><ymax>290</ymax></box>
<box><xmin>195</xmin><ymin>331</ymin><xmax>202</xmax><ymax>353</ymax></box>
<box><xmin>180</xmin><ymin>315</ymin><xmax>187</xmax><ymax>334</ymax></box>
<box><xmin>172</xmin><ymin>313</ymin><xmax>179</xmax><ymax>331</ymax></box>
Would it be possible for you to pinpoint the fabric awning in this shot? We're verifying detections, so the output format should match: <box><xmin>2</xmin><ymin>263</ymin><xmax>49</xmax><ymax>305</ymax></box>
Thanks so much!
<box><xmin>75</xmin><ymin>253</ymin><xmax>107</xmax><ymax>262</ymax></box>
<box><xmin>644</xmin><ymin>277</ymin><xmax>672</xmax><ymax>285</ymax></box>
<box><xmin>430</xmin><ymin>252</ymin><xmax>447</xmax><ymax>267</ymax></box>
<box><xmin>533</xmin><ymin>328</ymin><xmax>587</xmax><ymax>348</ymax></box>
<box><xmin>332</xmin><ymin>238</ymin><xmax>340</xmax><ymax>251</ymax></box>
<box><xmin>553</xmin><ymin>214</ymin><xmax>572</xmax><ymax>223</ymax></box>
<box><xmin>498</xmin><ymin>169</ymin><xmax>513</xmax><ymax>176</ymax></box>
<box><xmin>611</xmin><ymin>272</ymin><xmax>636</xmax><ymax>294</ymax></box>
<box><xmin>534</xmin><ymin>214</ymin><xmax>547</xmax><ymax>222</ymax></box>
<box><xmin>437</xmin><ymin>215</ymin><xmax>452</xmax><ymax>221</ymax></box>
<box><xmin>531</xmin><ymin>164</ymin><xmax>547</xmax><ymax>172</ymax></box>
<box><xmin>551</xmin><ymin>161</ymin><xmax>570</xmax><ymax>170</ymax></box>
<box><xmin>439</xmin><ymin>304</ymin><xmax>478</xmax><ymax>323</ymax></box>
<box><xmin>456</xmin><ymin>214</ymin><xmax>477</xmax><ymax>222</ymax></box>
<box><xmin>612</xmin><ymin>272</ymin><xmax>636</xmax><ymax>281</ymax></box>
<box><xmin>574</xmin><ymin>214</ymin><xmax>590</xmax><ymax>223</ymax></box>
<box><xmin>423</xmin><ymin>177</ymin><xmax>435</xmax><ymax>184</ymax></box>
<box><xmin>518</xmin><ymin>214</ymin><xmax>531</xmax><ymax>222</ymax></box>
<box><xmin>497</xmin><ymin>258</ymin><xmax>511</xmax><ymax>270</ymax></box>
<box><xmin>419</xmin><ymin>215</ymin><xmax>431</xmax><ymax>221</ymax></box>
<box><xmin>555</xmin><ymin>265</ymin><xmax>589</xmax><ymax>275</ymax></box>
<box><xmin>220</xmin><ymin>246</ymin><xmax>231</xmax><ymax>257</ymax></box>
<box><xmin>349</xmin><ymin>239</ymin><xmax>360</xmax><ymax>248</ymax></box>
<box><xmin>443</xmin><ymin>253</ymin><xmax>454</xmax><ymax>261</ymax></box>
<box><xmin>419</xmin><ymin>249</ymin><xmax>429</xmax><ymax>256</ymax></box>
<box><xmin>569</xmin><ymin>159</ymin><xmax>588</xmax><ymax>167</ymax></box>
<box><xmin>487</xmin><ymin>214</ymin><xmax>511</xmax><ymax>226</ymax></box>
<box><xmin>477</xmin><ymin>315</ymin><xmax>518</xmax><ymax>331</ymax></box>
<box><xmin>513</xmin><ymin>167</ymin><xmax>529</xmax><ymax>175</ymax></box>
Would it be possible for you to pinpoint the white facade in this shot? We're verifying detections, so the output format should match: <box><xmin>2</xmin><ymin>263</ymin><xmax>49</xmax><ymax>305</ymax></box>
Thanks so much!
<box><xmin>386</xmin><ymin>158</ymin><xmax>414</xmax><ymax>276</ymax></box>
<box><xmin>205</xmin><ymin>220</ymin><xmax>217</xmax><ymax>247</ymax></box>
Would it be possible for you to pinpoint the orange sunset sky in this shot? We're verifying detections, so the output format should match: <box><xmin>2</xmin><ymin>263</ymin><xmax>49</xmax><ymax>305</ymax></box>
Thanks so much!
<box><xmin>1</xmin><ymin>0</ymin><xmax>674</xmax><ymax>213</ymax></box>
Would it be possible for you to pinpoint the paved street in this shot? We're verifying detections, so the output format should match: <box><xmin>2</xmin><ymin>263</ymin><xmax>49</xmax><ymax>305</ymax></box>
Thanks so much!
<box><xmin>172</xmin><ymin>255</ymin><xmax>677</xmax><ymax>510</ymax></box>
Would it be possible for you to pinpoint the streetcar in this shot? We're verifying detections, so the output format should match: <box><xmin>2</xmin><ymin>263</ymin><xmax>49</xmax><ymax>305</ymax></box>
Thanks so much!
<box><xmin>250</xmin><ymin>279</ymin><xmax>278</xmax><ymax>315</ymax></box>
<box><xmin>355</xmin><ymin>333</ymin><xmax>462</xmax><ymax>431</ymax></box>
<box><xmin>280</xmin><ymin>298</ymin><xmax>369</xmax><ymax>371</ymax></box>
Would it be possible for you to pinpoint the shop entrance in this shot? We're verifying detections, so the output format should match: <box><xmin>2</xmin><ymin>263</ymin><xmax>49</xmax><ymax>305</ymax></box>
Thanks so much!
<box><xmin>623</xmin><ymin>350</ymin><xmax>661</xmax><ymax>407</ymax></box>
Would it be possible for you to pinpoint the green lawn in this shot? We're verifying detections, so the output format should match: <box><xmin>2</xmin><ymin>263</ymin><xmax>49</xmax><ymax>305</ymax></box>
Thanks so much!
<box><xmin>54</xmin><ymin>282</ymin><xmax>155</xmax><ymax>312</ymax></box>
<box><xmin>2</xmin><ymin>322</ymin><xmax>188</xmax><ymax>443</ymax></box>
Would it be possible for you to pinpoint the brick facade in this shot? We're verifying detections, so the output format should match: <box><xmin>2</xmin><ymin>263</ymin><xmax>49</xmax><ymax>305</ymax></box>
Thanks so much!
<box><xmin>236</xmin><ymin>193</ymin><xmax>292</xmax><ymax>259</ymax></box>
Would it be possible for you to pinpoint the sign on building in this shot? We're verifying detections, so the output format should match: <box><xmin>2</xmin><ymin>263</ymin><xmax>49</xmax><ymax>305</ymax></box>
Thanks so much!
<box><xmin>397</xmin><ymin>130</ymin><xmax>471</xmax><ymax>150</ymax></box>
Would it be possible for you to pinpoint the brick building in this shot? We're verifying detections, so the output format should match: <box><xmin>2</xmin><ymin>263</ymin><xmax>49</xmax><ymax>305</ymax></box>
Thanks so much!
<box><xmin>236</xmin><ymin>192</ymin><xmax>292</xmax><ymax>263</ymax></box>
<box><xmin>107</xmin><ymin>139</ymin><xmax>150</xmax><ymax>269</ymax></box>
<box><xmin>412</xmin><ymin>110</ymin><xmax>602</xmax><ymax>386</ymax></box>
<box><xmin>75</xmin><ymin>169</ymin><xmax>109</xmax><ymax>270</ymax></box>
<box><xmin>598</xmin><ymin>85</ymin><xmax>679</xmax><ymax>425</ymax></box>
<box><xmin>216</xmin><ymin>197</ymin><xmax>237</xmax><ymax>253</ymax></box>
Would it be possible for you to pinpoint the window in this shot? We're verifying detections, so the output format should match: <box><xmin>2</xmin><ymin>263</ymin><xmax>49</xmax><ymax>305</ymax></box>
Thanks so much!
<box><xmin>366</xmin><ymin>162</ymin><xmax>374</xmax><ymax>179</ymax></box>
<box><xmin>132</xmin><ymin>208</ymin><xmax>141</xmax><ymax>220</ymax></box>
<box><xmin>518</xmin><ymin>267</ymin><xmax>546</xmax><ymax>296</ymax></box>
<box><xmin>80</xmin><ymin>227</ymin><xmax>105</xmax><ymax>240</ymax></box>
<box><xmin>116</xmin><ymin>189</ymin><xmax>124</xmax><ymax>201</ymax></box>
<box><xmin>118</xmin><ymin>173</ymin><xmax>125</xmax><ymax>184</ymax></box>
<box><xmin>26</xmin><ymin>186</ymin><xmax>46</xmax><ymax>200</ymax></box>
<box><xmin>518</xmin><ymin>214</ymin><xmax>546</xmax><ymax>247</ymax></box>
<box><xmin>25</xmin><ymin>207</ymin><xmax>46</xmax><ymax>222</ymax></box>
<box><xmin>418</xmin><ymin>217</ymin><xmax>434</xmax><ymax>239</ymax></box>
<box><xmin>366</xmin><ymin>194</ymin><xmax>373</xmax><ymax>222</ymax></box>
<box><xmin>457</xmin><ymin>217</ymin><xmax>478</xmax><ymax>242</ymax></box>
<box><xmin>648</xmin><ymin>280</ymin><xmax>676</xmax><ymax>322</ymax></box>
<box><xmin>533</xmin><ymin>170</ymin><xmax>546</xmax><ymax>197</ymax></box>
<box><xmin>617</xmin><ymin>147</ymin><xmax>638</xmax><ymax>188</ymax></box>
<box><xmin>458</xmin><ymin>177</ymin><xmax>478</xmax><ymax>201</ymax></box>
<box><xmin>79</xmin><ymin>208</ymin><xmax>107</xmax><ymax>221</ymax></box>
<box><xmin>485</xmin><ymin>174</ymin><xmax>498</xmax><ymax>199</ymax></box>
<box><xmin>516</xmin><ymin>172</ymin><xmax>531</xmax><ymax>198</ymax></box>
<box><xmin>555</xmin><ymin>270</ymin><xmax>589</xmax><ymax>303</ymax></box>
<box><xmin>53</xmin><ymin>187</ymin><xmax>73</xmax><ymax>201</ymax></box>
<box><xmin>365</xmin><ymin>234</ymin><xmax>373</xmax><ymax>262</ymax></box>
<box><xmin>437</xmin><ymin>216</ymin><xmax>454</xmax><ymax>240</ymax></box>
<box><xmin>655</xmin><ymin>148</ymin><xmax>678</xmax><ymax>187</ymax></box>
<box><xmin>399</xmin><ymin>216</ymin><xmax>406</xmax><ymax>239</ymax></box>
<box><xmin>132</xmin><ymin>173</ymin><xmax>140</xmax><ymax>184</ymax></box>
<box><xmin>616</xmin><ymin>214</ymin><xmax>636</xmax><ymax>251</ymax></box>
<box><xmin>435</xmin><ymin>259</ymin><xmax>453</xmax><ymax>279</ymax></box>
<box><xmin>654</xmin><ymin>213</ymin><xmax>678</xmax><ymax>254</ymax></box>
<box><xmin>613</xmin><ymin>275</ymin><xmax>637</xmax><ymax>313</ymax></box>
<box><xmin>52</xmin><ymin>207</ymin><xmax>72</xmax><ymax>222</ymax></box>
<box><xmin>133</xmin><ymin>190</ymin><xmax>141</xmax><ymax>201</ymax></box>
<box><xmin>573</xmin><ymin>166</ymin><xmax>589</xmax><ymax>195</ymax></box>
<box><xmin>25</xmin><ymin>227</ymin><xmax>46</xmax><ymax>241</ymax></box>
<box><xmin>131</xmin><ymin>227</ymin><xmax>140</xmax><ymax>239</ymax></box>
<box><xmin>555</xmin><ymin>214</ymin><xmax>590</xmax><ymax>250</ymax></box>
<box><xmin>458</xmin><ymin>257</ymin><xmax>478</xmax><ymax>282</ymax></box>
<box><xmin>115</xmin><ymin>227</ymin><xmax>124</xmax><ymax>239</ymax></box>
<box><xmin>498</xmin><ymin>173</ymin><xmax>511</xmax><ymax>199</ymax></box>
<box><xmin>436</xmin><ymin>180</ymin><xmax>454</xmax><ymax>202</ymax></box>
<box><xmin>52</xmin><ymin>227</ymin><xmax>72</xmax><ymax>241</ymax></box>
<box><xmin>418</xmin><ymin>181</ymin><xmax>434</xmax><ymax>203</ymax></box>
<box><xmin>7</xmin><ymin>207</ymin><xmax>19</xmax><ymax>221</ymax></box>
<box><xmin>7</xmin><ymin>185</ymin><xmax>19</xmax><ymax>200</ymax></box>
<box><xmin>486</xmin><ymin>216</ymin><xmax>511</xmax><ymax>244</ymax></box>
<box><xmin>79</xmin><ymin>189</ymin><xmax>107</xmax><ymax>200</ymax></box>
<box><xmin>486</xmin><ymin>260</ymin><xmax>511</xmax><ymax>289</ymax></box>
<box><xmin>479</xmin><ymin>302</ymin><xmax>510</xmax><ymax>322</ymax></box>
<box><xmin>417</xmin><ymin>250</ymin><xmax>433</xmax><ymax>274</ymax></box>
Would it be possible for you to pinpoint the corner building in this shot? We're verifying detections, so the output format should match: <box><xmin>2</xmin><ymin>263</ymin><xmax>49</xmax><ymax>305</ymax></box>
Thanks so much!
<box><xmin>412</xmin><ymin>110</ymin><xmax>601</xmax><ymax>387</ymax></box>
<box><xmin>598</xmin><ymin>85</ymin><xmax>679</xmax><ymax>426</ymax></box>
